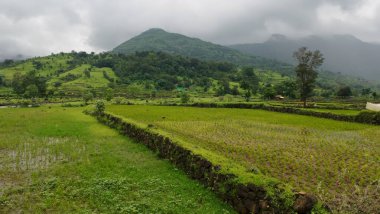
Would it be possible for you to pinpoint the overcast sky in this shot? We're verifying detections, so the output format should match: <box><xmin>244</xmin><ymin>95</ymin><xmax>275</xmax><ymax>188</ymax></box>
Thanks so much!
<box><xmin>1</xmin><ymin>0</ymin><xmax>379</xmax><ymax>59</ymax></box>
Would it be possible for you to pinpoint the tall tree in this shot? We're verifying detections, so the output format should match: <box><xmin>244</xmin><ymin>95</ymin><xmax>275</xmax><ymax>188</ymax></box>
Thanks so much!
<box><xmin>11</xmin><ymin>72</ymin><xmax>25</xmax><ymax>95</ymax></box>
<box><xmin>0</xmin><ymin>75</ymin><xmax>4</xmax><ymax>86</ymax></box>
<box><xmin>293</xmin><ymin>47</ymin><xmax>324</xmax><ymax>107</ymax></box>
<box><xmin>337</xmin><ymin>86</ymin><xmax>352</xmax><ymax>98</ymax></box>
<box><xmin>275</xmin><ymin>80</ymin><xmax>297</xmax><ymax>98</ymax></box>
<box><xmin>11</xmin><ymin>71</ymin><xmax>47</xmax><ymax>97</ymax></box>
<box><xmin>239</xmin><ymin>67</ymin><xmax>259</xmax><ymax>94</ymax></box>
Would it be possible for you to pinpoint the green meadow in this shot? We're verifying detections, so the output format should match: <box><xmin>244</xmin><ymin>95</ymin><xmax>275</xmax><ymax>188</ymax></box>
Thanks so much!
<box><xmin>108</xmin><ymin>105</ymin><xmax>380</xmax><ymax>212</ymax></box>
<box><xmin>0</xmin><ymin>107</ymin><xmax>234</xmax><ymax>213</ymax></box>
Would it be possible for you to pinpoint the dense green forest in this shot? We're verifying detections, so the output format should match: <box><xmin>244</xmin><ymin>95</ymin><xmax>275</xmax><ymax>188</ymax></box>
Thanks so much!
<box><xmin>0</xmin><ymin>50</ymin><xmax>379</xmax><ymax>101</ymax></box>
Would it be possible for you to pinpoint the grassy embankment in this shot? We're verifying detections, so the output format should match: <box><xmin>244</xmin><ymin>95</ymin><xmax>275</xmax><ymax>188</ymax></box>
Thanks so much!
<box><xmin>108</xmin><ymin>105</ymin><xmax>379</xmax><ymax>212</ymax></box>
<box><xmin>0</xmin><ymin>106</ymin><xmax>234</xmax><ymax>213</ymax></box>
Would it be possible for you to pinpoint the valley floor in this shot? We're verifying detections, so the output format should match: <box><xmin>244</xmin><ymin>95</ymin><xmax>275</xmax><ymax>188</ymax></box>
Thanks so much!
<box><xmin>0</xmin><ymin>107</ymin><xmax>234</xmax><ymax>213</ymax></box>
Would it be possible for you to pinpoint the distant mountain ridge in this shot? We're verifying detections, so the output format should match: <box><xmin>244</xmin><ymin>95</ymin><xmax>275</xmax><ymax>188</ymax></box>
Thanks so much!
<box><xmin>111</xmin><ymin>28</ymin><xmax>379</xmax><ymax>92</ymax></box>
<box><xmin>229</xmin><ymin>34</ymin><xmax>380</xmax><ymax>80</ymax></box>
<box><xmin>113</xmin><ymin>28</ymin><xmax>239</xmax><ymax>60</ymax></box>
<box><xmin>112</xmin><ymin>28</ymin><xmax>293</xmax><ymax>75</ymax></box>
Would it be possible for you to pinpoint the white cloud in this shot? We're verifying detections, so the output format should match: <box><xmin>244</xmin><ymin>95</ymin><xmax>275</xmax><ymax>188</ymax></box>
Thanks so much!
<box><xmin>316</xmin><ymin>0</ymin><xmax>380</xmax><ymax>42</ymax></box>
<box><xmin>0</xmin><ymin>0</ymin><xmax>380</xmax><ymax>59</ymax></box>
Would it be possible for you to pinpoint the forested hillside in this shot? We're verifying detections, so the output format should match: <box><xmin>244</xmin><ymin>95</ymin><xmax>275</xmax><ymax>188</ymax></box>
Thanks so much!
<box><xmin>1</xmin><ymin>50</ymin><xmax>378</xmax><ymax>100</ymax></box>
<box><xmin>112</xmin><ymin>28</ymin><xmax>293</xmax><ymax>76</ymax></box>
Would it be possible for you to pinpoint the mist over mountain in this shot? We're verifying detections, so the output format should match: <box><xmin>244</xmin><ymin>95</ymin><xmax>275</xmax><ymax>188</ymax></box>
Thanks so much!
<box><xmin>230</xmin><ymin>34</ymin><xmax>380</xmax><ymax>80</ymax></box>
<box><xmin>0</xmin><ymin>54</ymin><xmax>27</xmax><ymax>62</ymax></box>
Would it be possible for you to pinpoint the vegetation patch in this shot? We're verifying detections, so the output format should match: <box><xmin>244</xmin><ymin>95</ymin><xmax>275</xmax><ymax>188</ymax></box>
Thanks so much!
<box><xmin>0</xmin><ymin>107</ymin><xmax>233</xmax><ymax>213</ymax></box>
<box><xmin>92</xmin><ymin>108</ymin><xmax>333</xmax><ymax>213</ymax></box>
<box><xmin>107</xmin><ymin>105</ymin><xmax>379</xmax><ymax>213</ymax></box>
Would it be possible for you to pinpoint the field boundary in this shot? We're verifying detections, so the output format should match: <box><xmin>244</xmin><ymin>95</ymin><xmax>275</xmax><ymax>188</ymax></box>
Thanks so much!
<box><xmin>88</xmin><ymin>110</ymin><xmax>327</xmax><ymax>214</ymax></box>
<box><xmin>165</xmin><ymin>103</ymin><xmax>380</xmax><ymax>125</ymax></box>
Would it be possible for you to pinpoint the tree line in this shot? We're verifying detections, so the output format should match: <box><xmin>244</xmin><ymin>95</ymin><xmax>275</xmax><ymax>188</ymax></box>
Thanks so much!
<box><xmin>1</xmin><ymin>50</ymin><xmax>378</xmax><ymax>102</ymax></box>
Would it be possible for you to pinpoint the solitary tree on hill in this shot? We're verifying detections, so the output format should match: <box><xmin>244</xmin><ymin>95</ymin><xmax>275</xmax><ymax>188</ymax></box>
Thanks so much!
<box><xmin>293</xmin><ymin>47</ymin><xmax>324</xmax><ymax>107</ymax></box>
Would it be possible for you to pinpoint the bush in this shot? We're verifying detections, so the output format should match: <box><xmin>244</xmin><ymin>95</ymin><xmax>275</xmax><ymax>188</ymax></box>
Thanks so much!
<box><xmin>83</xmin><ymin>92</ymin><xmax>93</xmax><ymax>104</ymax></box>
<box><xmin>61</xmin><ymin>103</ymin><xmax>85</xmax><ymax>107</ymax></box>
<box><xmin>95</xmin><ymin>100</ymin><xmax>105</xmax><ymax>114</ymax></box>
<box><xmin>113</xmin><ymin>97</ymin><xmax>123</xmax><ymax>104</ymax></box>
<box><xmin>355</xmin><ymin>111</ymin><xmax>380</xmax><ymax>125</ymax></box>
<box><xmin>180</xmin><ymin>92</ymin><xmax>190</xmax><ymax>104</ymax></box>
<box><xmin>18</xmin><ymin>99</ymin><xmax>31</xmax><ymax>107</ymax></box>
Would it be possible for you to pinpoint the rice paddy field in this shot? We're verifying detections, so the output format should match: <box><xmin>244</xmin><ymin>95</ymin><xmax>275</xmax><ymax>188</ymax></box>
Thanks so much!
<box><xmin>0</xmin><ymin>106</ymin><xmax>234</xmax><ymax>213</ymax></box>
<box><xmin>108</xmin><ymin>105</ymin><xmax>380</xmax><ymax>212</ymax></box>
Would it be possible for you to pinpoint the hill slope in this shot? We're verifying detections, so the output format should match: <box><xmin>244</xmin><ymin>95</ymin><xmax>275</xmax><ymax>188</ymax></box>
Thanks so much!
<box><xmin>230</xmin><ymin>34</ymin><xmax>380</xmax><ymax>80</ymax></box>
<box><xmin>0</xmin><ymin>53</ymin><xmax>118</xmax><ymax>96</ymax></box>
<box><xmin>112</xmin><ymin>28</ymin><xmax>293</xmax><ymax>75</ymax></box>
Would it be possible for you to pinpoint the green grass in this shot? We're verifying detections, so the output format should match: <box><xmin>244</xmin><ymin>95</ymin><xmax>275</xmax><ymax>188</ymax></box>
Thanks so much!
<box><xmin>0</xmin><ymin>55</ymin><xmax>118</xmax><ymax>95</ymax></box>
<box><xmin>48</xmin><ymin>64</ymin><xmax>117</xmax><ymax>91</ymax></box>
<box><xmin>257</xmin><ymin>70</ymin><xmax>290</xmax><ymax>85</ymax></box>
<box><xmin>0</xmin><ymin>54</ymin><xmax>71</xmax><ymax>80</ymax></box>
<box><xmin>0</xmin><ymin>86</ymin><xmax>12</xmax><ymax>94</ymax></box>
<box><xmin>107</xmin><ymin>105</ymin><xmax>380</xmax><ymax>212</ymax></box>
<box><xmin>0</xmin><ymin>106</ymin><xmax>234</xmax><ymax>213</ymax></box>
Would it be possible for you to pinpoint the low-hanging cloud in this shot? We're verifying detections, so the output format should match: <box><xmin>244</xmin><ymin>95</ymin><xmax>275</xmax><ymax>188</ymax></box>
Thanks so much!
<box><xmin>0</xmin><ymin>0</ymin><xmax>379</xmax><ymax>60</ymax></box>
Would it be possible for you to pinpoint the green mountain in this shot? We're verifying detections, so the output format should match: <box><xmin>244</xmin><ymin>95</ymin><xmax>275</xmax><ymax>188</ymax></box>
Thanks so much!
<box><xmin>112</xmin><ymin>28</ymin><xmax>379</xmax><ymax>93</ymax></box>
<box><xmin>1</xmin><ymin>29</ymin><xmax>378</xmax><ymax>99</ymax></box>
<box><xmin>112</xmin><ymin>28</ymin><xmax>293</xmax><ymax>75</ymax></box>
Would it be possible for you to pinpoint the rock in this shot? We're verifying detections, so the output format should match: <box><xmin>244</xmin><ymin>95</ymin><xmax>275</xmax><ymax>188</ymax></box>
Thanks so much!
<box><xmin>237</xmin><ymin>185</ymin><xmax>249</xmax><ymax>198</ymax></box>
<box><xmin>244</xmin><ymin>199</ymin><xmax>257</xmax><ymax>213</ymax></box>
<box><xmin>247</xmin><ymin>192</ymin><xmax>256</xmax><ymax>200</ymax></box>
<box><xmin>259</xmin><ymin>200</ymin><xmax>270</xmax><ymax>210</ymax></box>
<box><xmin>293</xmin><ymin>192</ymin><xmax>317</xmax><ymax>214</ymax></box>
<box><xmin>234</xmin><ymin>199</ymin><xmax>247</xmax><ymax>214</ymax></box>
<box><xmin>214</xmin><ymin>165</ymin><xmax>221</xmax><ymax>171</ymax></box>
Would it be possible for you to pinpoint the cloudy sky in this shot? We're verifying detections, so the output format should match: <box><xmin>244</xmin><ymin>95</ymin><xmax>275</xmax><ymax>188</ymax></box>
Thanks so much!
<box><xmin>1</xmin><ymin>0</ymin><xmax>379</xmax><ymax>59</ymax></box>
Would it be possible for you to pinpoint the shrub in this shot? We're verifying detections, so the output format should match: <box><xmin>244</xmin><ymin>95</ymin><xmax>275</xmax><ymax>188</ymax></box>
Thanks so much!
<box><xmin>113</xmin><ymin>97</ymin><xmax>123</xmax><ymax>104</ymax></box>
<box><xmin>18</xmin><ymin>99</ymin><xmax>31</xmax><ymax>107</ymax></box>
<box><xmin>355</xmin><ymin>111</ymin><xmax>380</xmax><ymax>125</ymax></box>
<box><xmin>180</xmin><ymin>92</ymin><xmax>190</xmax><ymax>104</ymax></box>
<box><xmin>83</xmin><ymin>92</ymin><xmax>93</xmax><ymax>105</ymax></box>
<box><xmin>95</xmin><ymin>100</ymin><xmax>105</xmax><ymax>114</ymax></box>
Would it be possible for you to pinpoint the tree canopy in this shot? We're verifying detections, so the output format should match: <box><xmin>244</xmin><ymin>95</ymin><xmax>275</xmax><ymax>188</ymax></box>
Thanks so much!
<box><xmin>293</xmin><ymin>47</ymin><xmax>324</xmax><ymax>107</ymax></box>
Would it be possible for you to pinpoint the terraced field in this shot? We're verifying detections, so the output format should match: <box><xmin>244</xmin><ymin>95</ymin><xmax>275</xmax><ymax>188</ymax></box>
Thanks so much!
<box><xmin>108</xmin><ymin>105</ymin><xmax>380</xmax><ymax>213</ymax></box>
<box><xmin>0</xmin><ymin>107</ymin><xmax>234</xmax><ymax>213</ymax></box>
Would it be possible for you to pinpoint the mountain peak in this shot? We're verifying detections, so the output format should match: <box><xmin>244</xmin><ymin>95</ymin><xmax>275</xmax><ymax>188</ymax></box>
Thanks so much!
<box><xmin>112</xmin><ymin>28</ymin><xmax>239</xmax><ymax>60</ymax></box>
<box><xmin>332</xmin><ymin>34</ymin><xmax>362</xmax><ymax>42</ymax></box>
<box><xmin>142</xmin><ymin>28</ymin><xmax>167</xmax><ymax>34</ymax></box>
<box><xmin>268</xmin><ymin>34</ymin><xmax>288</xmax><ymax>41</ymax></box>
